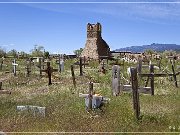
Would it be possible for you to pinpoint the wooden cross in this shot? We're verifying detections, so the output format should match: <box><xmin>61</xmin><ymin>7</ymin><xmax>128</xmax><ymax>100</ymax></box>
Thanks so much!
<box><xmin>41</xmin><ymin>62</ymin><xmax>58</xmax><ymax>85</ymax></box>
<box><xmin>79</xmin><ymin>82</ymin><xmax>105</xmax><ymax>111</ymax></box>
<box><xmin>0</xmin><ymin>81</ymin><xmax>11</xmax><ymax>94</ymax></box>
<box><xmin>12</xmin><ymin>59</ymin><xmax>18</xmax><ymax>76</ymax></box>
<box><xmin>74</xmin><ymin>57</ymin><xmax>88</xmax><ymax>76</ymax></box>
<box><xmin>170</xmin><ymin>60</ymin><xmax>178</xmax><ymax>87</ymax></box>
<box><xmin>139</xmin><ymin>64</ymin><xmax>179</xmax><ymax>94</ymax></box>
<box><xmin>38</xmin><ymin>58</ymin><xmax>46</xmax><ymax>77</ymax></box>
<box><xmin>25</xmin><ymin>58</ymin><xmax>32</xmax><ymax>77</ymax></box>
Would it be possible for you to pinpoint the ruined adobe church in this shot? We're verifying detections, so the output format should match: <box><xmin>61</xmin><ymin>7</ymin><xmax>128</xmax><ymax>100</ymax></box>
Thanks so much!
<box><xmin>81</xmin><ymin>22</ymin><xmax>110</xmax><ymax>59</ymax></box>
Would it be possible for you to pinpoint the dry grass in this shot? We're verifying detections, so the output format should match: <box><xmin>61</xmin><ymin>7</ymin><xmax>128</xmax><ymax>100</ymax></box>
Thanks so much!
<box><xmin>0</xmin><ymin>58</ymin><xmax>179</xmax><ymax>133</ymax></box>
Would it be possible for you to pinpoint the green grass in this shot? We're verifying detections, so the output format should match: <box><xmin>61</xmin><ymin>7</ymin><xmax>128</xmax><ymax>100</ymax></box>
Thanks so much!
<box><xmin>0</xmin><ymin>57</ymin><xmax>180</xmax><ymax>133</ymax></box>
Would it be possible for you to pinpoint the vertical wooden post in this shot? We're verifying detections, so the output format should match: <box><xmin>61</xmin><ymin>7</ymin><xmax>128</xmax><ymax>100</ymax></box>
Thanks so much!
<box><xmin>123</xmin><ymin>59</ymin><xmax>125</xmax><ymax>71</ymax></box>
<box><xmin>150</xmin><ymin>64</ymin><xmax>154</xmax><ymax>95</ymax></box>
<box><xmin>26</xmin><ymin>60</ymin><xmax>31</xmax><ymax>77</ymax></box>
<box><xmin>47</xmin><ymin>62</ymin><xmax>52</xmax><ymax>85</ymax></box>
<box><xmin>42</xmin><ymin>58</ymin><xmax>45</xmax><ymax>70</ymax></box>
<box><xmin>13</xmin><ymin>59</ymin><xmax>16</xmax><ymax>76</ymax></box>
<box><xmin>83</xmin><ymin>56</ymin><xmax>86</xmax><ymax>68</ymax></box>
<box><xmin>71</xmin><ymin>65</ymin><xmax>76</xmax><ymax>89</ymax></box>
<box><xmin>0</xmin><ymin>82</ymin><xmax>2</xmax><ymax>90</ymax></box>
<box><xmin>171</xmin><ymin>60</ymin><xmax>178</xmax><ymax>87</ymax></box>
<box><xmin>88</xmin><ymin>82</ymin><xmax>93</xmax><ymax>111</ymax></box>
<box><xmin>130</xmin><ymin>68</ymin><xmax>140</xmax><ymax>120</ymax></box>
<box><xmin>58</xmin><ymin>55</ymin><xmax>61</xmax><ymax>73</ymax></box>
<box><xmin>137</xmin><ymin>58</ymin><xmax>142</xmax><ymax>74</ymax></box>
<box><xmin>39</xmin><ymin>58</ymin><xmax>42</xmax><ymax>77</ymax></box>
<box><xmin>0</xmin><ymin>59</ymin><xmax>3</xmax><ymax>70</ymax></box>
<box><xmin>157</xmin><ymin>59</ymin><xmax>161</xmax><ymax>70</ymax></box>
<box><xmin>79</xmin><ymin>57</ymin><xmax>83</xmax><ymax>76</ymax></box>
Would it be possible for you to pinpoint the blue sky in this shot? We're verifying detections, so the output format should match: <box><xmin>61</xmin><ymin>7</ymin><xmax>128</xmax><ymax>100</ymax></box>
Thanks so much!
<box><xmin>1</xmin><ymin>0</ymin><xmax>180</xmax><ymax>54</ymax></box>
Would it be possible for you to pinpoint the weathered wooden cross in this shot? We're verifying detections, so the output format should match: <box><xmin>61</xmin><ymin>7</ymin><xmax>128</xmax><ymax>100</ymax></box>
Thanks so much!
<box><xmin>79</xmin><ymin>82</ymin><xmax>109</xmax><ymax>111</ymax></box>
<box><xmin>74</xmin><ymin>57</ymin><xmax>88</xmax><ymax>76</ymax></box>
<box><xmin>139</xmin><ymin>64</ymin><xmax>179</xmax><ymax>94</ymax></box>
<box><xmin>25</xmin><ymin>59</ymin><xmax>32</xmax><ymax>77</ymax></box>
<box><xmin>41</xmin><ymin>62</ymin><xmax>58</xmax><ymax>85</ymax></box>
<box><xmin>112</xmin><ymin>66</ymin><xmax>152</xmax><ymax>96</ymax></box>
<box><xmin>12</xmin><ymin>59</ymin><xmax>18</xmax><ymax>76</ymax></box>
<box><xmin>38</xmin><ymin>58</ymin><xmax>46</xmax><ymax>77</ymax></box>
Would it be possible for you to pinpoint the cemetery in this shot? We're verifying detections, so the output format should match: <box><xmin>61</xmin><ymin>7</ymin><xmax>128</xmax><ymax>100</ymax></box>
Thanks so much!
<box><xmin>0</xmin><ymin>23</ymin><xmax>180</xmax><ymax>133</ymax></box>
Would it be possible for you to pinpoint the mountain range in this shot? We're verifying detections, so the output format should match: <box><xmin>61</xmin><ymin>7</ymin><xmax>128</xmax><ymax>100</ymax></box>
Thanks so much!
<box><xmin>114</xmin><ymin>43</ymin><xmax>180</xmax><ymax>53</ymax></box>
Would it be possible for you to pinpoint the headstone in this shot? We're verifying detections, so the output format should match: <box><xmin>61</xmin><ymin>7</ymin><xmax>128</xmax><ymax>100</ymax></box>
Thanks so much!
<box><xmin>99</xmin><ymin>59</ymin><xmax>106</xmax><ymax>74</ymax></box>
<box><xmin>60</xmin><ymin>59</ymin><xmax>64</xmax><ymax>72</ymax></box>
<box><xmin>17</xmin><ymin>105</ymin><xmax>46</xmax><ymax>117</ymax></box>
<box><xmin>112</xmin><ymin>65</ymin><xmax>120</xmax><ymax>96</ymax></box>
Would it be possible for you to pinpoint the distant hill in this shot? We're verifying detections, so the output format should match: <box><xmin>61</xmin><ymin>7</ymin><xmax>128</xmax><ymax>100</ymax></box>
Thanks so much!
<box><xmin>114</xmin><ymin>43</ymin><xmax>180</xmax><ymax>53</ymax></box>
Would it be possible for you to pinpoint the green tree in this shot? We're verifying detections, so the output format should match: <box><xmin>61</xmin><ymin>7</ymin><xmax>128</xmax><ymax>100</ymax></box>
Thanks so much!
<box><xmin>7</xmin><ymin>49</ymin><xmax>18</xmax><ymax>58</ymax></box>
<box><xmin>73</xmin><ymin>48</ymin><xmax>83</xmax><ymax>57</ymax></box>
<box><xmin>0</xmin><ymin>48</ymin><xmax>6</xmax><ymax>58</ymax></box>
<box><xmin>44</xmin><ymin>51</ymin><xmax>50</xmax><ymax>58</ymax></box>
<box><xmin>31</xmin><ymin>45</ymin><xmax>44</xmax><ymax>57</ymax></box>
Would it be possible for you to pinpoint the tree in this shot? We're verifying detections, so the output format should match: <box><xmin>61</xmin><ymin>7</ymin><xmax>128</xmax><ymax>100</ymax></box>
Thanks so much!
<box><xmin>44</xmin><ymin>51</ymin><xmax>50</xmax><ymax>58</ymax></box>
<box><xmin>31</xmin><ymin>45</ymin><xmax>44</xmax><ymax>57</ymax></box>
<box><xmin>73</xmin><ymin>48</ymin><xmax>83</xmax><ymax>57</ymax></box>
<box><xmin>144</xmin><ymin>49</ymin><xmax>154</xmax><ymax>56</ymax></box>
<box><xmin>0</xmin><ymin>48</ymin><xmax>6</xmax><ymax>58</ymax></box>
<box><xmin>7</xmin><ymin>49</ymin><xmax>18</xmax><ymax>58</ymax></box>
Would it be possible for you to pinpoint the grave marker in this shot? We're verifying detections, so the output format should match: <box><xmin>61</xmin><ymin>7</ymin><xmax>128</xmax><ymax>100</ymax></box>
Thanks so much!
<box><xmin>112</xmin><ymin>65</ymin><xmax>120</xmax><ymax>96</ymax></box>
<box><xmin>79</xmin><ymin>82</ymin><xmax>110</xmax><ymax>111</ymax></box>
<box><xmin>71</xmin><ymin>65</ymin><xmax>76</xmax><ymax>89</ymax></box>
<box><xmin>74</xmin><ymin>57</ymin><xmax>88</xmax><ymax>76</ymax></box>
<box><xmin>170</xmin><ymin>60</ymin><xmax>178</xmax><ymax>87</ymax></box>
<box><xmin>130</xmin><ymin>67</ymin><xmax>140</xmax><ymax>120</ymax></box>
<box><xmin>41</xmin><ymin>62</ymin><xmax>58</xmax><ymax>85</ymax></box>
<box><xmin>26</xmin><ymin>59</ymin><xmax>31</xmax><ymax>77</ymax></box>
<box><xmin>12</xmin><ymin>59</ymin><xmax>18</xmax><ymax>76</ymax></box>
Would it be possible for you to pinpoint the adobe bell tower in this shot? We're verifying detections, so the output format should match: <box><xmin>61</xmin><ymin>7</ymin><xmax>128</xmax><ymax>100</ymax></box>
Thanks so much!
<box><xmin>81</xmin><ymin>22</ymin><xmax>110</xmax><ymax>59</ymax></box>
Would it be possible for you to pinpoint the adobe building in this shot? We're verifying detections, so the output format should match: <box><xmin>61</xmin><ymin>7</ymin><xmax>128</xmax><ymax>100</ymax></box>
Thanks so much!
<box><xmin>81</xmin><ymin>22</ymin><xmax>110</xmax><ymax>59</ymax></box>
